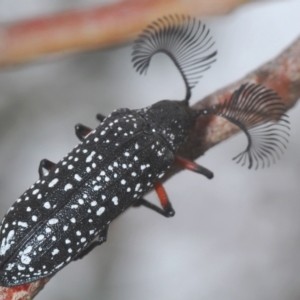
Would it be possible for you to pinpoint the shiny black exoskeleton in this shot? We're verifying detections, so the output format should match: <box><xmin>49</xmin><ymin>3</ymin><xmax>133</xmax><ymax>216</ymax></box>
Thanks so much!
<box><xmin>0</xmin><ymin>15</ymin><xmax>289</xmax><ymax>286</ymax></box>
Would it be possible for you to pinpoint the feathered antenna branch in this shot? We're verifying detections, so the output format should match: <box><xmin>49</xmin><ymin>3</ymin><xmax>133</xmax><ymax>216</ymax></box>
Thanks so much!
<box><xmin>197</xmin><ymin>84</ymin><xmax>290</xmax><ymax>169</ymax></box>
<box><xmin>132</xmin><ymin>15</ymin><xmax>217</xmax><ymax>102</ymax></box>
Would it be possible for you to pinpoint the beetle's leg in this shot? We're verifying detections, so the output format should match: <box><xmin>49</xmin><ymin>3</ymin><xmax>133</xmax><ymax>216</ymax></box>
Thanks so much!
<box><xmin>132</xmin><ymin>181</ymin><xmax>175</xmax><ymax>217</ymax></box>
<box><xmin>174</xmin><ymin>155</ymin><xmax>214</xmax><ymax>179</ymax></box>
<box><xmin>38</xmin><ymin>159</ymin><xmax>56</xmax><ymax>178</ymax></box>
<box><xmin>74</xmin><ymin>123</ymin><xmax>92</xmax><ymax>141</ymax></box>
<box><xmin>96</xmin><ymin>114</ymin><xmax>106</xmax><ymax>122</ymax></box>
<box><xmin>74</xmin><ymin>226</ymin><xmax>108</xmax><ymax>260</ymax></box>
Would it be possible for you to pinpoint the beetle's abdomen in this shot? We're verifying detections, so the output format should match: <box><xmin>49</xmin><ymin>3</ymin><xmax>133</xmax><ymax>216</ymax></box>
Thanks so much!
<box><xmin>0</xmin><ymin>108</ymin><xmax>175</xmax><ymax>285</ymax></box>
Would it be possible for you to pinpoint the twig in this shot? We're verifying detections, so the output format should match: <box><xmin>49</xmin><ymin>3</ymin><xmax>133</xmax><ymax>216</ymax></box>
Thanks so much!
<box><xmin>0</xmin><ymin>278</ymin><xmax>50</xmax><ymax>300</ymax></box>
<box><xmin>0</xmin><ymin>0</ymin><xmax>251</xmax><ymax>68</ymax></box>
<box><xmin>0</xmin><ymin>26</ymin><xmax>299</xmax><ymax>300</ymax></box>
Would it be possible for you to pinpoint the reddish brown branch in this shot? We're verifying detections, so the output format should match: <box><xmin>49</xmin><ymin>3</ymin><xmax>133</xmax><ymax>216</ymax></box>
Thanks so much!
<box><xmin>0</xmin><ymin>0</ymin><xmax>250</xmax><ymax>68</ymax></box>
<box><xmin>0</xmin><ymin>278</ymin><xmax>50</xmax><ymax>300</ymax></box>
<box><xmin>0</xmin><ymin>24</ymin><xmax>300</xmax><ymax>300</ymax></box>
<box><xmin>167</xmin><ymin>36</ymin><xmax>300</xmax><ymax>179</ymax></box>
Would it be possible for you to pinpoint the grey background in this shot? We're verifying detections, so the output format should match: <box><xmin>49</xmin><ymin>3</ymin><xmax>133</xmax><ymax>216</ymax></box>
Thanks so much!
<box><xmin>0</xmin><ymin>0</ymin><xmax>300</xmax><ymax>299</ymax></box>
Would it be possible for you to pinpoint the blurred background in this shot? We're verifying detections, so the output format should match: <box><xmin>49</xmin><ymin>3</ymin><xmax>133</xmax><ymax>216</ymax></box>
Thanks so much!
<box><xmin>0</xmin><ymin>0</ymin><xmax>300</xmax><ymax>299</ymax></box>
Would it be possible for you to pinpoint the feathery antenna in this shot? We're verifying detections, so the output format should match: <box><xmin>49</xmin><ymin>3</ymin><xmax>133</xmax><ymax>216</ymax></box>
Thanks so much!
<box><xmin>132</xmin><ymin>15</ymin><xmax>217</xmax><ymax>103</ymax></box>
<box><xmin>198</xmin><ymin>84</ymin><xmax>290</xmax><ymax>169</ymax></box>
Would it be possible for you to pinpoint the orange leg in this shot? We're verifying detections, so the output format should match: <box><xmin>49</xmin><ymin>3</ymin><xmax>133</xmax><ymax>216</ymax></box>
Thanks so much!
<box><xmin>132</xmin><ymin>181</ymin><xmax>175</xmax><ymax>217</ymax></box>
<box><xmin>175</xmin><ymin>155</ymin><xmax>214</xmax><ymax>179</ymax></box>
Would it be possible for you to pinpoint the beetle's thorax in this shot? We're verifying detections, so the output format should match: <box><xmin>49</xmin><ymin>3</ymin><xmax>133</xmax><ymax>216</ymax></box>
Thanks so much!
<box><xmin>136</xmin><ymin>100</ymin><xmax>191</xmax><ymax>152</ymax></box>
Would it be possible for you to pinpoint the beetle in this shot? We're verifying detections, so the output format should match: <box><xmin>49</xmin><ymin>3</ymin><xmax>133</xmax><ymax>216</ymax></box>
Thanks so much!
<box><xmin>0</xmin><ymin>15</ymin><xmax>289</xmax><ymax>286</ymax></box>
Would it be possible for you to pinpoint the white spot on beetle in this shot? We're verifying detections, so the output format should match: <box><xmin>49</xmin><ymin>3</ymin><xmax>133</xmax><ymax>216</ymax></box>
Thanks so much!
<box><xmin>32</xmin><ymin>189</ymin><xmax>39</xmax><ymax>195</ymax></box>
<box><xmin>124</xmin><ymin>152</ymin><xmax>129</xmax><ymax>157</ymax></box>
<box><xmin>121</xmin><ymin>179</ymin><xmax>126</xmax><ymax>185</ymax></box>
<box><xmin>76</xmin><ymin>231</ymin><xmax>81</xmax><ymax>236</ymax></box>
<box><xmin>49</xmin><ymin>178</ymin><xmax>59</xmax><ymax>188</ymax></box>
<box><xmin>49</xmin><ymin>218</ymin><xmax>58</xmax><ymax>225</ymax></box>
<box><xmin>44</xmin><ymin>202</ymin><xmax>51</xmax><ymax>209</ymax></box>
<box><xmin>78</xmin><ymin>199</ymin><xmax>84</xmax><ymax>205</ymax></box>
<box><xmin>6</xmin><ymin>263</ymin><xmax>15</xmax><ymax>271</ymax></box>
<box><xmin>18</xmin><ymin>221</ymin><xmax>28</xmax><ymax>228</ymax></box>
<box><xmin>0</xmin><ymin>230</ymin><xmax>15</xmax><ymax>256</ymax></box>
<box><xmin>32</xmin><ymin>216</ymin><xmax>38</xmax><ymax>222</ymax></box>
<box><xmin>94</xmin><ymin>185</ymin><xmax>101</xmax><ymax>191</ymax></box>
<box><xmin>37</xmin><ymin>235</ymin><xmax>44</xmax><ymax>241</ymax></box>
<box><xmin>64</xmin><ymin>183</ymin><xmax>73</xmax><ymax>191</ymax></box>
<box><xmin>86</xmin><ymin>167</ymin><xmax>91</xmax><ymax>173</ymax></box>
<box><xmin>91</xmin><ymin>201</ymin><xmax>97</xmax><ymax>206</ymax></box>
<box><xmin>21</xmin><ymin>254</ymin><xmax>31</xmax><ymax>265</ymax></box>
<box><xmin>86</xmin><ymin>151</ymin><xmax>96</xmax><ymax>163</ymax></box>
<box><xmin>96</xmin><ymin>207</ymin><xmax>105</xmax><ymax>216</ymax></box>
<box><xmin>52</xmin><ymin>249</ymin><xmax>59</xmax><ymax>255</ymax></box>
<box><xmin>112</xmin><ymin>196</ymin><xmax>118</xmax><ymax>205</ymax></box>
<box><xmin>26</xmin><ymin>207</ymin><xmax>31</xmax><ymax>212</ymax></box>
<box><xmin>17</xmin><ymin>265</ymin><xmax>25</xmax><ymax>271</ymax></box>
<box><xmin>135</xmin><ymin>183</ymin><xmax>141</xmax><ymax>191</ymax></box>
<box><xmin>63</xmin><ymin>225</ymin><xmax>68</xmax><ymax>231</ymax></box>
<box><xmin>70</xmin><ymin>218</ymin><xmax>76</xmax><ymax>223</ymax></box>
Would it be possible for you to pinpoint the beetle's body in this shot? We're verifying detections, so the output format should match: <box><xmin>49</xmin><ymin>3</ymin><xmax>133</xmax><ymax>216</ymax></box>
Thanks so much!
<box><xmin>0</xmin><ymin>101</ymin><xmax>192</xmax><ymax>286</ymax></box>
<box><xmin>0</xmin><ymin>15</ymin><xmax>289</xmax><ymax>287</ymax></box>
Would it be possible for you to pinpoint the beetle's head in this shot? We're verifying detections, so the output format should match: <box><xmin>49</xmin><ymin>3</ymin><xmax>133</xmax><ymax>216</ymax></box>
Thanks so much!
<box><xmin>137</xmin><ymin>100</ymin><xmax>191</xmax><ymax>151</ymax></box>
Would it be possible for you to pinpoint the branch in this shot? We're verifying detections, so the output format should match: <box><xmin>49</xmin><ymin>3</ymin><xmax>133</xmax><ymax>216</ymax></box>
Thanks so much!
<box><xmin>169</xmin><ymin>35</ymin><xmax>300</xmax><ymax>179</ymax></box>
<box><xmin>0</xmin><ymin>31</ymin><xmax>299</xmax><ymax>300</ymax></box>
<box><xmin>0</xmin><ymin>278</ymin><xmax>50</xmax><ymax>300</ymax></box>
<box><xmin>0</xmin><ymin>0</ymin><xmax>251</xmax><ymax>68</ymax></box>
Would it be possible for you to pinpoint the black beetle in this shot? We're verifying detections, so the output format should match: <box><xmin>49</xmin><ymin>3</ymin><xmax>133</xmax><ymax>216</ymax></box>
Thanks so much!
<box><xmin>0</xmin><ymin>15</ymin><xmax>289</xmax><ymax>286</ymax></box>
